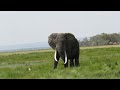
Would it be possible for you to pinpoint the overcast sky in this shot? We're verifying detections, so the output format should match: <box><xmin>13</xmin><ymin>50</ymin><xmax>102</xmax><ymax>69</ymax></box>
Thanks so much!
<box><xmin>0</xmin><ymin>11</ymin><xmax>120</xmax><ymax>46</ymax></box>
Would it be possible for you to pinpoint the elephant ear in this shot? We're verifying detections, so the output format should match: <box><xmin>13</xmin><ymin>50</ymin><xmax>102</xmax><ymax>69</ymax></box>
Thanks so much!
<box><xmin>48</xmin><ymin>33</ymin><xmax>58</xmax><ymax>50</ymax></box>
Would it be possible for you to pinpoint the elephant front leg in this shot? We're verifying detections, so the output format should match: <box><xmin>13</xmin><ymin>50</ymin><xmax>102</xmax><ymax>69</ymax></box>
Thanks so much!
<box><xmin>63</xmin><ymin>51</ymin><xmax>68</xmax><ymax>68</ymax></box>
<box><xmin>70</xmin><ymin>59</ymin><xmax>74</xmax><ymax>67</ymax></box>
<box><xmin>53</xmin><ymin>61</ymin><xmax>58</xmax><ymax>69</ymax></box>
<box><xmin>64</xmin><ymin>60</ymin><xmax>68</xmax><ymax>68</ymax></box>
<box><xmin>59</xmin><ymin>50</ymin><xmax>68</xmax><ymax>68</ymax></box>
<box><xmin>60</xmin><ymin>52</ymin><xmax>68</xmax><ymax>68</ymax></box>
<box><xmin>75</xmin><ymin>58</ymin><xmax>80</xmax><ymax>67</ymax></box>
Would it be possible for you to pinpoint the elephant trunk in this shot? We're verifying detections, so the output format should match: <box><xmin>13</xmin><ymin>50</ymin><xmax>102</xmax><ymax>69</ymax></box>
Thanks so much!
<box><xmin>54</xmin><ymin>50</ymin><xmax>58</xmax><ymax>62</ymax></box>
<box><xmin>64</xmin><ymin>50</ymin><xmax>67</xmax><ymax>64</ymax></box>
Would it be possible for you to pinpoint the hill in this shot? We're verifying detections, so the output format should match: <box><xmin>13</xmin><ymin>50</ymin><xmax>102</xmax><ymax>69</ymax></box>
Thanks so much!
<box><xmin>0</xmin><ymin>42</ymin><xmax>50</xmax><ymax>52</ymax></box>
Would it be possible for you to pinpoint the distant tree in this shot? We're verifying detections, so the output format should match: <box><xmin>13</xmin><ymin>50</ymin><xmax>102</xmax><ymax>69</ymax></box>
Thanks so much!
<box><xmin>79</xmin><ymin>32</ymin><xmax>120</xmax><ymax>47</ymax></box>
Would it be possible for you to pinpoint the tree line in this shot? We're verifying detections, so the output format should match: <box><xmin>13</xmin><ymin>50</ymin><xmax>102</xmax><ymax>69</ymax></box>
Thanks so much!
<box><xmin>79</xmin><ymin>33</ymin><xmax>120</xmax><ymax>47</ymax></box>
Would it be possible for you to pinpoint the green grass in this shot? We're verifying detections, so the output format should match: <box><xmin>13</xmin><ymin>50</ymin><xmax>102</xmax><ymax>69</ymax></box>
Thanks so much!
<box><xmin>0</xmin><ymin>45</ymin><xmax>120</xmax><ymax>79</ymax></box>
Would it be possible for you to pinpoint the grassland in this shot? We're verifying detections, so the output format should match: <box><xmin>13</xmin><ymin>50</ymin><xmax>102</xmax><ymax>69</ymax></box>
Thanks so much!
<box><xmin>0</xmin><ymin>45</ymin><xmax>120</xmax><ymax>79</ymax></box>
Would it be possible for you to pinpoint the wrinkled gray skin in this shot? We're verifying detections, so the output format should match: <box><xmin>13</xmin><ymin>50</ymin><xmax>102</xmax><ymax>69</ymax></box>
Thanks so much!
<box><xmin>48</xmin><ymin>33</ymin><xmax>80</xmax><ymax>69</ymax></box>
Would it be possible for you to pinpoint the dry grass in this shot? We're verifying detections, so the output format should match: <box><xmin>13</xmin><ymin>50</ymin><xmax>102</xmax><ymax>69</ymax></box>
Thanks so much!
<box><xmin>0</xmin><ymin>49</ymin><xmax>53</xmax><ymax>56</ymax></box>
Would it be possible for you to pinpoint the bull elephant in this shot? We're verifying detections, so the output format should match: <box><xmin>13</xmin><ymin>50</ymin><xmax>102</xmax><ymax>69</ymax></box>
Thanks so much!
<box><xmin>48</xmin><ymin>33</ymin><xmax>80</xmax><ymax>69</ymax></box>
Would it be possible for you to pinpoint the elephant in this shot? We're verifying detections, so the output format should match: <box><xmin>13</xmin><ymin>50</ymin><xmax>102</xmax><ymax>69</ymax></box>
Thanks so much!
<box><xmin>48</xmin><ymin>33</ymin><xmax>80</xmax><ymax>69</ymax></box>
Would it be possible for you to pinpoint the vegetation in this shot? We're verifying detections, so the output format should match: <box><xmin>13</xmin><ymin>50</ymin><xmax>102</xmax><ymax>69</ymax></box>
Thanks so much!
<box><xmin>0</xmin><ymin>45</ymin><xmax>120</xmax><ymax>79</ymax></box>
<box><xmin>79</xmin><ymin>33</ymin><xmax>120</xmax><ymax>47</ymax></box>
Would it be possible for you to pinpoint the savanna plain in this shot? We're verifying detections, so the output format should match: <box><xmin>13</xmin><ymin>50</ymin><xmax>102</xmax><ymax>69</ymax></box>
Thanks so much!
<box><xmin>0</xmin><ymin>45</ymin><xmax>120</xmax><ymax>79</ymax></box>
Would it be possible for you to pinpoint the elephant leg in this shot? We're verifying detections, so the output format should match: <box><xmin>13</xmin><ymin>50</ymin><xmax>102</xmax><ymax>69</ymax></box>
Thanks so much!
<box><xmin>75</xmin><ymin>57</ymin><xmax>79</xmax><ymax>67</ymax></box>
<box><xmin>53</xmin><ymin>51</ymin><xmax>60</xmax><ymax>69</ymax></box>
<box><xmin>60</xmin><ymin>55</ymin><xmax>68</xmax><ymax>68</ymax></box>
<box><xmin>54</xmin><ymin>61</ymin><xmax>58</xmax><ymax>69</ymax></box>
<box><xmin>64</xmin><ymin>50</ymin><xmax>68</xmax><ymax>68</ymax></box>
<box><xmin>70</xmin><ymin>59</ymin><xmax>74</xmax><ymax>67</ymax></box>
<box><xmin>59</xmin><ymin>51</ymin><xmax>68</xmax><ymax>68</ymax></box>
<box><xmin>64</xmin><ymin>59</ymin><xmax>68</xmax><ymax>68</ymax></box>
<box><xmin>57</xmin><ymin>48</ymin><xmax>68</xmax><ymax>68</ymax></box>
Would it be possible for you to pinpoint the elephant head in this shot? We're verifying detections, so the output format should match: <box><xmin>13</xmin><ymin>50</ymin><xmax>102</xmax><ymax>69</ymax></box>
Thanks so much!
<box><xmin>48</xmin><ymin>33</ymin><xmax>80</xmax><ymax>69</ymax></box>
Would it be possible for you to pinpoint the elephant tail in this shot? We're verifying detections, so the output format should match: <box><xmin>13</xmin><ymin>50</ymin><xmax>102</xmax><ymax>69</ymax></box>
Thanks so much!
<box><xmin>64</xmin><ymin>50</ymin><xmax>67</xmax><ymax>64</ymax></box>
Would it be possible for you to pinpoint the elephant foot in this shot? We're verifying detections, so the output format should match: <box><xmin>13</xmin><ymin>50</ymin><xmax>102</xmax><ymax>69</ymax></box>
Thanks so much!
<box><xmin>53</xmin><ymin>66</ymin><xmax>57</xmax><ymax>69</ymax></box>
<box><xmin>75</xmin><ymin>63</ymin><xmax>80</xmax><ymax>67</ymax></box>
<box><xmin>70</xmin><ymin>63</ymin><xmax>74</xmax><ymax>67</ymax></box>
<box><xmin>70</xmin><ymin>66</ymin><xmax>74</xmax><ymax>68</ymax></box>
<box><xmin>64</xmin><ymin>64</ymin><xmax>68</xmax><ymax>68</ymax></box>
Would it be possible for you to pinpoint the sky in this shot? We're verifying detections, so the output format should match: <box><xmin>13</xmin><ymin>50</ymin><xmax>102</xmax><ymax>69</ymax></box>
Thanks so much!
<box><xmin>0</xmin><ymin>11</ymin><xmax>120</xmax><ymax>46</ymax></box>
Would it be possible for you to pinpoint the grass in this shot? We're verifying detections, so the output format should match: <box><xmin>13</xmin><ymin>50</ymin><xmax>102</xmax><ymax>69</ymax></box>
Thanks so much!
<box><xmin>0</xmin><ymin>45</ymin><xmax>120</xmax><ymax>79</ymax></box>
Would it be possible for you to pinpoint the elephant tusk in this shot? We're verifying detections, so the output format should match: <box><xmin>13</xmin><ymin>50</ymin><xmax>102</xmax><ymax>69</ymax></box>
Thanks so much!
<box><xmin>54</xmin><ymin>50</ymin><xmax>58</xmax><ymax>62</ymax></box>
<box><xmin>64</xmin><ymin>50</ymin><xmax>67</xmax><ymax>64</ymax></box>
